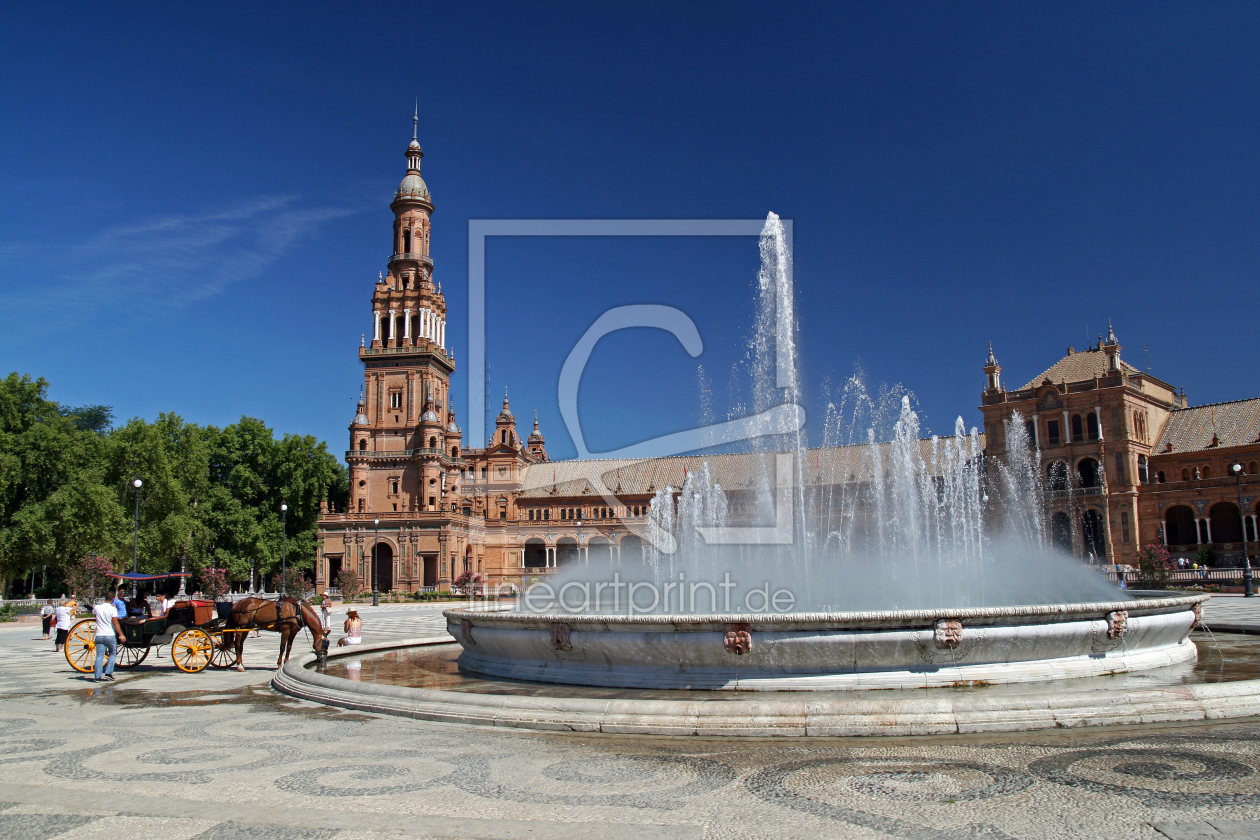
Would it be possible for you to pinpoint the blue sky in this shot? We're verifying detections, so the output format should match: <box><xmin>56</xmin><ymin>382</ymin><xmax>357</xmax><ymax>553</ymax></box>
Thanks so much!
<box><xmin>2</xmin><ymin>3</ymin><xmax>1258</xmax><ymax>461</ymax></box>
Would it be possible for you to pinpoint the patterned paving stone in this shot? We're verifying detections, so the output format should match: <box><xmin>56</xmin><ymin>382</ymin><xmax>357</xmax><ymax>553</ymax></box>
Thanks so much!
<box><xmin>1</xmin><ymin>603</ymin><xmax>1260</xmax><ymax>839</ymax></box>
<box><xmin>0</xmin><ymin>812</ymin><xmax>99</xmax><ymax>839</ymax></box>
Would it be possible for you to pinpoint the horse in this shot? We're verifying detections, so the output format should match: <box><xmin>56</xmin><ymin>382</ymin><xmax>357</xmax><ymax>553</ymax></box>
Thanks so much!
<box><xmin>223</xmin><ymin>596</ymin><xmax>328</xmax><ymax>671</ymax></box>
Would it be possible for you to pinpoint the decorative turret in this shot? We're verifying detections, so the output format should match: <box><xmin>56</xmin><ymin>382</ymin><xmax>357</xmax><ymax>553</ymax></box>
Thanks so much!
<box><xmin>527</xmin><ymin>411</ymin><xmax>548</xmax><ymax>461</ymax></box>
<box><xmin>494</xmin><ymin>389</ymin><xmax>517</xmax><ymax>447</ymax></box>
<box><xmin>1103</xmin><ymin>320</ymin><xmax>1122</xmax><ymax>372</ymax></box>
<box><xmin>983</xmin><ymin>343</ymin><xmax>1002</xmax><ymax>393</ymax></box>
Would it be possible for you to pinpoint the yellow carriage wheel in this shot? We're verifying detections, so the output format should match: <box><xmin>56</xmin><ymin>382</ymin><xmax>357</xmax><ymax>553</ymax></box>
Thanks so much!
<box><xmin>114</xmin><ymin>644</ymin><xmax>149</xmax><ymax>669</ymax></box>
<box><xmin>207</xmin><ymin>630</ymin><xmax>236</xmax><ymax>669</ymax></box>
<box><xmin>64</xmin><ymin>619</ymin><xmax>96</xmax><ymax>673</ymax></box>
<box><xmin>171</xmin><ymin>628</ymin><xmax>213</xmax><ymax>673</ymax></box>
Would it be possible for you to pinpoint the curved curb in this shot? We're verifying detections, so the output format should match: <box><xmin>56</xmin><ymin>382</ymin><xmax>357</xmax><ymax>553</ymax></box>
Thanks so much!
<box><xmin>443</xmin><ymin>593</ymin><xmax>1208</xmax><ymax>631</ymax></box>
<box><xmin>272</xmin><ymin>635</ymin><xmax>1260</xmax><ymax>737</ymax></box>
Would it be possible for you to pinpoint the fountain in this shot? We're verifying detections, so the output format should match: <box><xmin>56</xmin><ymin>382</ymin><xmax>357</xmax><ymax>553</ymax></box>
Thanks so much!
<box><xmin>442</xmin><ymin>212</ymin><xmax>1203</xmax><ymax>690</ymax></box>
<box><xmin>275</xmin><ymin>213</ymin><xmax>1244</xmax><ymax>735</ymax></box>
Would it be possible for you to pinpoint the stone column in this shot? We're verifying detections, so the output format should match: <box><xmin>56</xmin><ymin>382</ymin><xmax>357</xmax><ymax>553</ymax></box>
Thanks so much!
<box><xmin>1095</xmin><ymin>406</ymin><xmax>1104</xmax><ymax>441</ymax></box>
<box><xmin>1204</xmin><ymin>518</ymin><xmax>1213</xmax><ymax>544</ymax></box>
<box><xmin>373</xmin><ymin>310</ymin><xmax>382</xmax><ymax>343</ymax></box>
<box><xmin>388</xmin><ymin>309</ymin><xmax>396</xmax><ymax>341</ymax></box>
<box><xmin>403</xmin><ymin>308</ymin><xmax>412</xmax><ymax>341</ymax></box>
<box><xmin>1031</xmin><ymin>414</ymin><xmax>1040</xmax><ymax>448</ymax></box>
<box><xmin>1063</xmin><ymin>410</ymin><xmax>1071</xmax><ymax>442</ymax></box>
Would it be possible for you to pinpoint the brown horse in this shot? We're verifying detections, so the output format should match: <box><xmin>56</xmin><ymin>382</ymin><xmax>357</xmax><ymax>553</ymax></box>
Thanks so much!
<box><xmin>223</xmin><ymin>596</ymin><xmax>328</xmax><ymax>671</ymax></box>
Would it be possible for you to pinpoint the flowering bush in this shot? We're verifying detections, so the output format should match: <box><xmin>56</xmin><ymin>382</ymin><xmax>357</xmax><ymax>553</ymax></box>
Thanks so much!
<box><xmin>200</xmin><ymin>568</ymin><xmax>230</xmax><ymax>601</ymax></box>
<box><xmin>334</xmin><ymin>569</ymin><xmax>366</xmax><ymax>601</ymax></box>
<box><xmin>1136</xmin><ymin>543</ymin><xmax>1174</xmax><ymax>587</ymax></box>
<box><xmin>272</xmin><ymin>567</ymin><xmax>307</xmax><ymax>597</ymax></box>
<box><xmin>65</xmin><ymin>554</ymin><xmax>118</xmax><ymax>603</ymax></box>
<box><xmin>453</xmin><ymin>570</ymin><xmax>482</xmax><ymax>596</ymax></box>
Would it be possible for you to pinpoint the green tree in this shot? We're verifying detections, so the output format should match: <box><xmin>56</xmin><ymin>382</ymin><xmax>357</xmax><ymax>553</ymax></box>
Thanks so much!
<box><xmin>0</xmin><ymin>373</ymin><xmax>125</xmax><ymax>595</ymax></box>
<box><xmin>106</xmin><ymin>413</ymin><xmax>213</xmax><ymax>577</ymax></box>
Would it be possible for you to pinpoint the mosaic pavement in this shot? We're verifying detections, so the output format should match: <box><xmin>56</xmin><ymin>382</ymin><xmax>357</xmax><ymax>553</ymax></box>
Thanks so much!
<box><xmin>0</xmin><ymin>599</ymin><xmax>1258</xmax><ymax>839</ymax></box>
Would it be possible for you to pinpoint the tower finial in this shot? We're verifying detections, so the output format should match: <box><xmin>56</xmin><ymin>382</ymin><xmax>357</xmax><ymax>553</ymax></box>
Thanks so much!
<box><xmin>413</xmin><ymin>99</ymin><xmax>418</xmax><ymax>142</ymax></box>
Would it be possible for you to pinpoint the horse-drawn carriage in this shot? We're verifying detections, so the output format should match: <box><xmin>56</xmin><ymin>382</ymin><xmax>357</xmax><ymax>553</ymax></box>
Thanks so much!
<box><xmin>63</xmin><ymin>573</ymin><xmax>246</xmax><ymax>674</ymax></box>
<box><xmin>63</xmin><ymin>572</ymin><xmax>329</xmax><ymax>675</ymax></box>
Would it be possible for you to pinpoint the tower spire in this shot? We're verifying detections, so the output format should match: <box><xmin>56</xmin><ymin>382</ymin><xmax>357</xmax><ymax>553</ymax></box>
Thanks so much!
<box><xmin>413</xmin><ymin>99</ymin><xmax>418</xmax><ymax>142</ymax></box>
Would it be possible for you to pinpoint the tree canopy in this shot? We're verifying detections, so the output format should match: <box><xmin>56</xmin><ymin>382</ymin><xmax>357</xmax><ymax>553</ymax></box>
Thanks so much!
<box><xmin>0</xmin><ymin>372</ymin><xmax>348</xmax><ymax>597</ymax></box>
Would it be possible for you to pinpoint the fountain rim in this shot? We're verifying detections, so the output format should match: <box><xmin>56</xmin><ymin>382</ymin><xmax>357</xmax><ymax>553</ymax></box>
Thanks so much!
<box><xmin>444</xmin><ymin>591</ymin><xmax>1206</xmax><ymax>628</ymax></box>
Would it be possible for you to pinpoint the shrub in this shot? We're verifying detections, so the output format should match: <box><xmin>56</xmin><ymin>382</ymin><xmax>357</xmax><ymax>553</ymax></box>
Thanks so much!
<box><xmin>1136</xmin><ymin>544</ymin><xmax>1173</xmax><ymax>587</ymax></box>
<box><xmin>200</xmin><ymin>568</ymin><xmax>230</xmax><ymax>601</ymax></box>
<box><xmin>334</xmin><ymin>569</ymin><xmax>366</xmax><ymax>601</ymax></box>
<box><xmin>65</xmin><ymin>554</ymin><xmax>119</xmax><ymax>604</ymax></box>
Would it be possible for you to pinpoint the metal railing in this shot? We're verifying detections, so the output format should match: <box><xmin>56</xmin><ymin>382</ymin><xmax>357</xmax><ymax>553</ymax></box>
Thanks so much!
<box><xmin>361</xmin><ymin>345</ymin><xmax>451</xmax><ymax>361</ymax></box>
<box><xmin>1046</xmin><ymin>486</ymin><xmax>1106</xmax><ymax>500</ymax></box>
<box><xmin>386</xmin><ymin>252</ymin><xmax>433</xmax><ymax>266</ymax></box>
<box><xmin>346</xmin><ymin>448</ymin><xmax>464</xmax><ymax>464</ymax></box>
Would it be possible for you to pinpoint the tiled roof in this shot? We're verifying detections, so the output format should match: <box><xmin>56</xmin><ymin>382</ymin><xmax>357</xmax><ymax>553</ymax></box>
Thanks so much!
<box><xmin>1154</xmin><ymin>398</ymin><xmax>1260</xmax><ymax>454</ymax></box>
<box><xmin>517</xmin><ymin>434</ymin><xmax>987</xmax><ymax>499</ymax></box>
<box><xmin>1020</xmin><ymin>347</ymin><xmax>1139</xmax><ymax>390</ymax></box>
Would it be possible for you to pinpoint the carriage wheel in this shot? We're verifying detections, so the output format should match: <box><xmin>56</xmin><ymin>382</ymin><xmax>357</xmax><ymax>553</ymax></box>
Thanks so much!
<box><xmin>207</xmin><ymin>630</ymin><xmax>236</xmax><ymax>669</ymax></box>
<box><xmin>64</xmin><ymin>619</ymin><xmax>96</xmax><ymax>673</ymax></box>
<box><xmin>171</xmin><ymin>628</ymin><xmax>213</xmax><ymax>673</ymax></box>
<box><xmin>114</xmin><ymin>644</ymin><xmax>149</xmax><ymax>669</ymax></box>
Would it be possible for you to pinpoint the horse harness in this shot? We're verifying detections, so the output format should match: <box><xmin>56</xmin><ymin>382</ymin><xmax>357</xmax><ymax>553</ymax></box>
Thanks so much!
<box><xmin>236</xmin><ymin>596</ymin><xmax>306</xmax><ymax>633</ymax></box>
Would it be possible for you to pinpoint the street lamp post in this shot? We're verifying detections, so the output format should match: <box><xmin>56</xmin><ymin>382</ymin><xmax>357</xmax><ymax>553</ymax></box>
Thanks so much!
<box><xmin>131</xmin><ymin>477</ymin><xmax>143</xmax><ymax>598</ymax></box>
<box><xmin>1231</xmin><ymin>462</ymin><xmax>1254</xmax><ymax>598</ymax></box>
<box><xmin>372</xmin><ymin>517</ymin><xmax>380</xmax><ymax>607</ymax></box>
<box><xmin>280</xmin><ymin>503</ymin><xmax>288</xmax><ymax>597</ymax></box>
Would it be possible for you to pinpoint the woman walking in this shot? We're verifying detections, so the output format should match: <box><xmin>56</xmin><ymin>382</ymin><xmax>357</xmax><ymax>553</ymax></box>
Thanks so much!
<box><xmin>40</xmin><ymin>600</ymin><xmax>55</xmax><ymax>640</ymax></box>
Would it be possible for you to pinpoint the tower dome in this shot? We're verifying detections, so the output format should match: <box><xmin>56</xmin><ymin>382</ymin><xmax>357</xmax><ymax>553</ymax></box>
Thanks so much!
<box><xmin>396</xmin><ymin>103</ymin><xmax>430</xmax><ymax>201</ymax></box>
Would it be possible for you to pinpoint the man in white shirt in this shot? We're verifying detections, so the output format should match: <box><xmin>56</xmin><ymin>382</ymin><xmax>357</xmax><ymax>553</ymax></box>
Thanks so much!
<box><xmin>92</xmin><ymin>600</ymin><xmax>124</xmax><ymax>682</ymax></box>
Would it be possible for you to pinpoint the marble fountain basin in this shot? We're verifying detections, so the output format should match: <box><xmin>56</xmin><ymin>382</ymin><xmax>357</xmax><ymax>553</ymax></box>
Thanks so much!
<box><xmin>444</xmin><ymin>593</ymin><xmax>1207</xmax><ymax>691</ymax></box>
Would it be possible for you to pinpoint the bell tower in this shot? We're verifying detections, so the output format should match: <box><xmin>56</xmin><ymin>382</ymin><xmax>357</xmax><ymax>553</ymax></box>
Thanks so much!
<box><xmin>348</xmin><ymin>110</ymin><xmax>461</xmax><ymax>517</ymax></box>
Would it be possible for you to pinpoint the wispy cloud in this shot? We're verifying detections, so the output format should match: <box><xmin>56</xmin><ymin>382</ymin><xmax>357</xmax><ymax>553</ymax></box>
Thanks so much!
<box><xmin>0</xmin><ymin>196</ymin><xmax>360</xmax><ymax>327</ymax></box>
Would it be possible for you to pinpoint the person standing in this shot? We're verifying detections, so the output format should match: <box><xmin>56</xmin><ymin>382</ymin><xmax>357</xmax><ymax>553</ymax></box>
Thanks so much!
<box><xmin>320</xmin><ymin>593</ymin><xmax>332</xmax><ymax>633</ymax></box>
<box><xmin>92</xmin><ymin>598</ymin><xmax>124</xmax><ymax>682</ymax></box>
<box><xmin>40</xmin><ymin>600</ymin><xmax>55</xmax><ymax>640</ymax></box>
<box><xmin>53</xmin><ymin>600</ymin><xmax>74</xmax><ymax>652</ymax></box>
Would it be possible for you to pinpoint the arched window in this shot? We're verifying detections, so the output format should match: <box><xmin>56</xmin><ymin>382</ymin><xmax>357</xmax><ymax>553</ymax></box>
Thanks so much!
<box><xmin>1203</xmin><ymin>466</ymin><xmax>1211</xmax><ymax>479</ymax></box>
<box><xmin>402</xmin><ymin>229</ymin><xmax>411</xmax><ymax>253</ymax></box>
<box><xmin>560</xmin><ymin>509</ymin><xmax>567</xmax><ymax>520</ymax></box>
<box><xmin>1137</xmin><ymin>454</ymin><xmax>1149</xmax><ymax>485</ymax></box>
<box><xmin>1251</xmin><ymin>461</ymin><xmax>1258</xmax><ymax>475</ymax></box>
<box><xmin>544</xmin><ymin>510</ymin><xmax>550</xmax><ymax>520</ymax></box>
<box><xmin>1182</xmin><ymin>468</ymin><xmax>1190</xmax><ymax>481</ymax></box>
<box><xmin>1087</xmin><ymin>412</ymin><xmax>1099</xmax><ymax>441</ymax></box>
<box><xmin>1157</xmin><ymin>471</ymin><xmax>1166</xmax><ymax>483</ymax></box>
<box><xmin>1071</xmin><ymin>415</ymin><xmax>1084</xmax><ymax>442</ymax></box>
<box><xmin>1050</xmin><ymin>511</ymin><xmax>1073</xmax><ymax>552</ymax></box>
<box><xmin>1081</xmin><ymin>510</ymin><xmax>1106</xmax><ymax>559</ymax></box>
<box><xmin>502</xmin><ymin>430</ymin><xmax>507</xmax><ymax>443</ymax></box>
<box><xmin>358</xmin><ymin>439</ymin><xmax>367</xmax><ymax>451</ymax></box>
<box><xmin>451</xmin><ymin>446</ymin><xmax>458</xmax><ymax>458</ymax></box>
<box><xmin>1165</xmin><ymin>505</ymin><xmax>1196</xmax><ymax>546</ymax></box>
<box><xmin>357</xmin><ymin>498</ymin><xmax>365</xmax><ymax>513</ymax></box>
<box><xmin>1210</xmin><ymin>502</ymin><xmax>1242</xmax><ymax>543</ymax></box>
<box><xmin>429</xmin><ymin>436</ymin><xmax>437</xmax><ymax>448</ymax></box>
<box><xmin>1078</xmin><ymin>457</ymin><xmax>1100</xmax><ymax>488</ymax></box>
<box><xmin>1046</xmin><ymin>461</ymin><xmax>1069</xmax><ymax>491</ymax></box>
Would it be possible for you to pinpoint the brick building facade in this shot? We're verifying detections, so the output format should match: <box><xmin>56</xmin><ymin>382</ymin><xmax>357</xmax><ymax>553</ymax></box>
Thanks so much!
<box><xmin>980</xmin><ymin>332</ymin><xmax>1260</xmax><ymax>569</ymax></box>
<box><xmin>313</xmin><ymin>127</ymin><xmax>1260</xmax><ymax>594</ymax></box>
